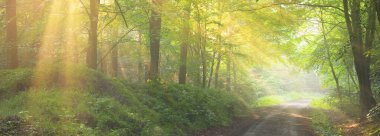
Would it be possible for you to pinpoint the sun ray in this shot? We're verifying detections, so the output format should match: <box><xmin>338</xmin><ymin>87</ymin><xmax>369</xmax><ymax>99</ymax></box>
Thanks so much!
<box><xmin>32</xmin><ymin>0</ymin><xmax>67</xmax><ymax>87</ymax></box>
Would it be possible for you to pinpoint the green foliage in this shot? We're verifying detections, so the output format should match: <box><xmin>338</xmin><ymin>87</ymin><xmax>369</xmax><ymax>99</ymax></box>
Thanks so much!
<box><xmin>309</xmin><ymin>99</ymin><xmax>341</xmax><ymax>136</ymax></box>
<box><xmin>0</xmin><ymin>69</ymin><xmax>33</xmax><ymax>98</ymax></box>
<box><xmin>90</xmin><ymin>97</ymin><xmax>147</xmax><ymax>135</ymax></box>
<box><xmin>0</xmin><ymin>68</ymin><xmax>247</xmax><ymax>135</ymax></box>
<box><xmin>367</xmin><ymin>104</ymin><xmax>380</xmax><ymax>122</ymax></box>
<box><xmin>310</xmin><ymin>98</ymin><xmax>336</xmax><ymax>110</ymax></box>
<box><xmin>126</xmin><ymin>83</ymin><xmax>248</xmax><ymax>134</ymax></box>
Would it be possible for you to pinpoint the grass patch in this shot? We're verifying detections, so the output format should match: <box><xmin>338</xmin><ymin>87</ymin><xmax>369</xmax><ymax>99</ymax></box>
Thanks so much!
<box><xmin>253</xmin><ymin>95</ymin><xmax>286</xmax><ymax>107</ymax></box>
<box><xmin>310</xmin><ymin>98</ymin><xmax>336</xmax><ymax>110</ymax></box>
<box><xmin>309</xmin><ymin>110</ymin><xmax>341</xmax><ymax>136</ymax></box>
<box><xmin>309</xmin><ymin>99</ymin><xmax>341</xmax><ymax>136</ymax></box>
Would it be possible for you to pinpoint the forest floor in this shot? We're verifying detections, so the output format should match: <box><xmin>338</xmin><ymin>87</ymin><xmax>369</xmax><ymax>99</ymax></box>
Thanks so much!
<box><xmin>195</xmin><ymin>99</ymin><xmax>315</xmax><ymax>136</ymax></box>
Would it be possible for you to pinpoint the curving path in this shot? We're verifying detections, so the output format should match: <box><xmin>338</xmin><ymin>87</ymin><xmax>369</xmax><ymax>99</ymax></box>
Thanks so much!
<box><xmin>242</xmin><ymin>100</ymin><xmax>315</xmax><ymax>136</ymax></box>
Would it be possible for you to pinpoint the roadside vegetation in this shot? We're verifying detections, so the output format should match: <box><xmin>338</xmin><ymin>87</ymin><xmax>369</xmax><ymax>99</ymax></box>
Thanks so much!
<box><xmin>0</xmin><ymin>67</ymin><xmax>248</xmax><ymax>135</ymax></box>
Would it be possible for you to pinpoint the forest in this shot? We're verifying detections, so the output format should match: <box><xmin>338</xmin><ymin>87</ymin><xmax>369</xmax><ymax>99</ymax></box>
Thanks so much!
<box><xmin>0</xmin><ymin>0</ymin><xmax>380</xmax><ymax>135</ymax></box>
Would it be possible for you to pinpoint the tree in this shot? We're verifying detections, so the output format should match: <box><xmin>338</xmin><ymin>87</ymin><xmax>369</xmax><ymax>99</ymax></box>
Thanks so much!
<box><xmin>6</xmin><ymin>0</ymin><xmax>18</xmax><ymax>69</ymax></box>
<box><xmin>320</xmin><ymin>9</ymin><xmax>341</xmax><ymax>101</ymax></box>
<box><xmin>214</xmin><ymin>54</ymin><xmax>222</xmax><ymax>88</ymax></box>
<box><xmin>148</xmin><ymin>0</ymin><xmax>162</xmax><ymax>81</ymax></box>
<box><xmin>87</xmin><ymin>0</ymin><xmax>99</xmax><ymax>69</ymax></box>
<box><xmin>178</xmin><ymin>1</ymin><xmax>191</xmax><ymax>84</ymax></box>
<box><xmin>375</xmin><ymin>0</ymin><xmax>380</xmax><ymax>23</ymax></box>
<box><xmin>342</xmin><ymin>0</ymin><xmax>377</xmax><ymax>116</ymax></box>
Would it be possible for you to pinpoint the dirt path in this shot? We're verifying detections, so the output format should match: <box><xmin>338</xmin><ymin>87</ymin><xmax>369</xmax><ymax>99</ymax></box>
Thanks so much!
<box><xmin>194</xmin><ymin>100</ymin><xmax>315</xmax><ymax>136</ymax></box>
<box><xmin>242</xmin><ymin>100</ymin><xmax>315</xmax><ymax>136</ymax></box>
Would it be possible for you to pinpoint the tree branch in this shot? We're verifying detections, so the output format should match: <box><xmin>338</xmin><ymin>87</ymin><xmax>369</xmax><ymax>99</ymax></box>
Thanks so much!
<box><xmin>234</xmin><ymin>2</ymin><xmax>344</xmax><ymax>13</ymax></box>
<box><xmin>97</xmin><ymin>25</ymin><xmax>140</xmax><ymax>66</ymax></box>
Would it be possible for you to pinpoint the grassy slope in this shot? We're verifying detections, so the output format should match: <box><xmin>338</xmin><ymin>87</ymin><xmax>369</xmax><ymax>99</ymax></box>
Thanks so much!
<box><xmin>0</xmin><ymin>67</ymin><xmax>248</xmax><ymax>136</ymax></box>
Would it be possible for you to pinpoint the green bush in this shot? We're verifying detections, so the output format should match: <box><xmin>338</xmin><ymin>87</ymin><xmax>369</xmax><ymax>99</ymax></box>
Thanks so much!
<box><xmin>127</xmin><ymin>84</ymin><xmax>247</xmax><ymax>134</ymax></box>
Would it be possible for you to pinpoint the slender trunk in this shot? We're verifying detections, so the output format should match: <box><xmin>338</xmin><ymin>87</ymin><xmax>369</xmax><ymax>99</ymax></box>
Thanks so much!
<box><xmin>195</xmin><ymin>4</ymin><xmax>207</xmax><ymax>87</ymax></box>
<box><xmin>207</xmin><ymin>51</ymin><xmax>216</xmax><ymax>88</ymax></box>
<box><xmin>111</xmin><ymin>44</ymin><xmax>118</xmax><ymax>77</ymax></box>
<box><xmin>179</xmin><ymin>2</ymin><xmax>191</xmax><ymax>84</ymax></box>
<box><xmin>348</xmin><ymin>72</ymin><xmax>351</xmax><ymax>93</ymax></box>
<box><xmin>214</xmin><ymin>54</ymin><xmax>221</xmax><ymax>88</ymax></box>
<box><xmin>320</xmin><ymin>9</ymin><xmax>341</xmax><ymax>100</ymax></box>
<box><xmin>201</xmin><ymin>45</ymin><xmax>207</xmax><ymax>87</ymax></box>
<box><xmin>87</xmin><ymin>0</ymin><xmax>99</xmax><ymax>69</ymax></box>
<box><xmin>328</xmin><ymin>57</ymin><xmax>341</xmax><ymax>99</ymax></box>
<box><xmin>226</xmin><ymin>51</ymin><xmax>231</xmax><ymax>91</ymax></box>
<box><xmin>6</xmin><ymin>0</ymin><xmax>18</xmax><ymax>69</ymax></box>
<box><xmin>148</xmin><ymin>0</ymin><xmax>162</xmax><ymax>81</ymax></box>
<box><xmin>137</xmin><ymin>32</ymin><xmax>144</xmax><ymax>82</ymax></box>
<box><xmin>100</xmin><ymin>50</ymin><xmax>107</xmax><ymax>73</ymax></box>
<box><xmin>199</xmin><ymin>21</ymin><xmax>207</xmax><ymax>88</ymax></box>
<box><xmin>232</xmin><ymin>58</ymin><xmax>237</xmax><ymax>90</ymax></box>
<box><xmin>344</xmin><ymin>60</ymin><xmax>358</xmax><ymax>88</ymax></box>
<box><xmin>192</xmin><ymin>47</ymin><xmax>202</xmax><ymax>85</ymax></box>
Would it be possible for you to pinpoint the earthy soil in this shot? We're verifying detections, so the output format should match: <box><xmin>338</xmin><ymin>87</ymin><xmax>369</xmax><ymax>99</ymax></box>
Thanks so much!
<box><xmin>195</xmin><ymin>100</ymin><xmax>315</xmax><ymax>136</ymax></box>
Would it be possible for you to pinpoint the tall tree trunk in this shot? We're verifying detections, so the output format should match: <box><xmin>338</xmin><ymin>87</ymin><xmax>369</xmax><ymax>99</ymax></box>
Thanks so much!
<box><xmin>179</xmin><ymin>2</ymin><xmax>191</xmax><ymax>84</ymax></box>
<box><xmin>199</xmin><ymin>20</ymin><xmax>207</xmax><ymax>88</ymax></box>
<box><xmin>343</xmin><ymin>0</ymin><xmax>377</xmax><ymax>116</ymax></box>
<box><xmin>226</xmin><ymin>51</ymin><xmax>231</xmax><ymax>91</ymax></box>
<box><xmin>195</xmin><ymin>4</ymin><xmax>207</xmax><ymax>87</ymax></box>
<box><xmin>232</xmin><ymin>59</ymin><xmax>237</xmax><ymax>90</ymax></box>
<box><xmin>362</xmin><ymin>0</ymin><xmax>377</xmax><ymax>110</ymax></box>
<box><xmin>201</xmin><ymin>10</ymin><xmax>209</xmax><ymax>88</ymax></box>
<box><xmin>148</xmin><ymin>0</ymin><xmax>162</xmax><ymax>81</ymax></box>
<box><xmin>201</xmin><ymin>41</ymin><xmax>207</xmax><ymax>88</ymax></box>
<box><xmin>6</xmin><ymin>0</ymin><xmax>18</xmax><ymax>69</ymax></box>
<box><xmin>87</xmin><ymin>0</ymin><xmax>99</xmax><ymax>69</ymax></box>
<box><xmin>214</xmin><ymin>54</ymin><xmax>221</xmax><ymax>88</ymax></box>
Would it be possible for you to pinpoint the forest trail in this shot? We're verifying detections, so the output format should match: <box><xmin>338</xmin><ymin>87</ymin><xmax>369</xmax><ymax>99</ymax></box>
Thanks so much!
<box><xmin>242</xmin><ymin>100</ymin><xmax>315</xmax><ymax>136</ymax></box>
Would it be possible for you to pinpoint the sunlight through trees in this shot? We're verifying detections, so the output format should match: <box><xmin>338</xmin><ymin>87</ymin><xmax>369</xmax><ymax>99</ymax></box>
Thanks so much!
<box><xmin>0</xmin><ymin>0</ymin><xmax>380</xmax><ymax>135</ymax></box>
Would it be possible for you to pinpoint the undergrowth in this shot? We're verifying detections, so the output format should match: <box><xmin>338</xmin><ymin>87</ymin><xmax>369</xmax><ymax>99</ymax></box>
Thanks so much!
<box><xmin>309</xmin><ymin>98</ymin><xmax>341</xmax><ymax>136</ymax></box>
<box><xmin>0</xmin><ymin>67</ymin><xmax>248</xmax><ymax>135</ymax></box>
